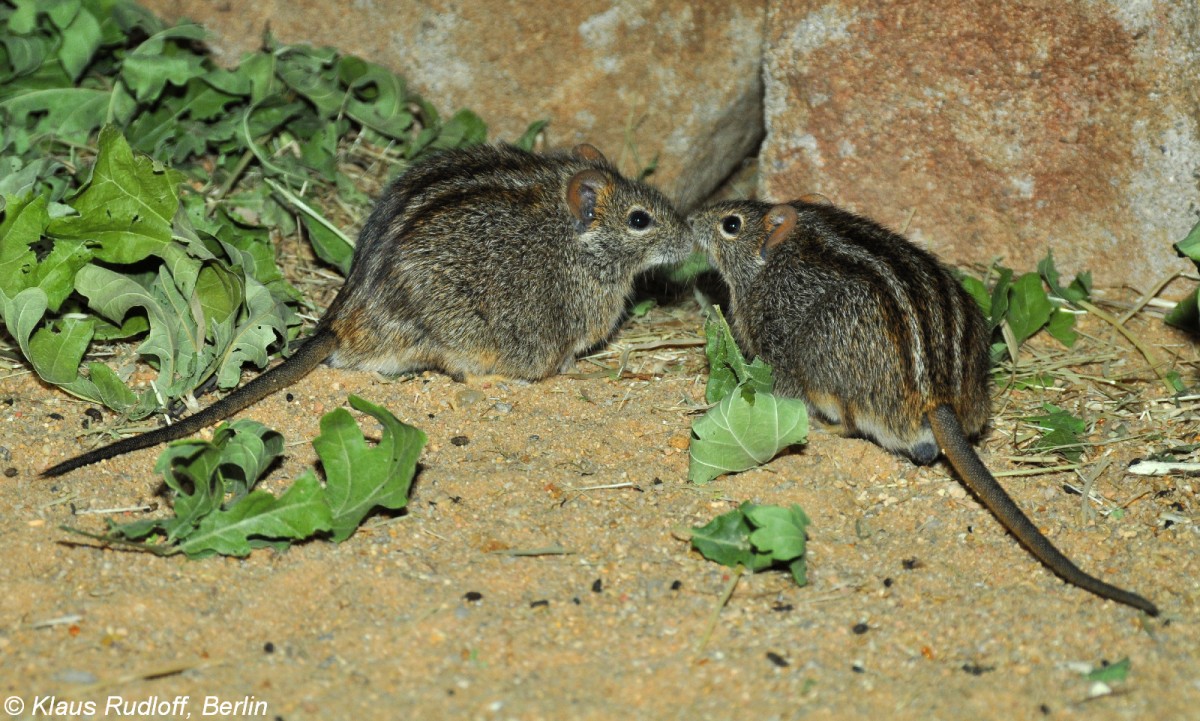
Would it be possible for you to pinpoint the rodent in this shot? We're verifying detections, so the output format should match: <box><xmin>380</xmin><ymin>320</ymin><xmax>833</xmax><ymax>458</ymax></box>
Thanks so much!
<box><xmin>689</xmin><ymin>198</ymin><xmax>1159</xmax><ymax>616</ymax></box>
<box><xmin>43</xmin><ymin>143</ymin><xmax>691</xmax><ymax>477</ymax></box>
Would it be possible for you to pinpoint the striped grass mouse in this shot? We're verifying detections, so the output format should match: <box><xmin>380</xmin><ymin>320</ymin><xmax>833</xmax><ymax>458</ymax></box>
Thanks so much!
<box><xmin>689</xmin><ymin>198</ymin><xmax>1158</xmax><ymax>615</ymax></box>
<box><xmin>44</xmin><ymin>143</ymin><xmax>690</xmax><ymax>476</ymax></box>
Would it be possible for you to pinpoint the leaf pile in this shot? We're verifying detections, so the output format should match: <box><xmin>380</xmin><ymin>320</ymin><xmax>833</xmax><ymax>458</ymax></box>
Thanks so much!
<box><xmin>2</xmin><ymin>127</ymin><xmax>301</xmax><ymax>420</ymax></box>
<box><xmin>71</xmin><ymin>395</ymin><xmax>425</xmax><ymax>557</ymax></box>
<box><xmin>688</xmin><ymin>307</ymin><xmax>808</xmax><ymax>484</ymax></box>
<box><xmin>1023</xmin><ymin>402</ymin><xmax>1087</xmax><ymax>462</ymax></box>
<box><xmin>960</xmin><ymin>251</ymin><xmax>1090</xmax><ymax>364</ymax></box>
<box><xmin>691</xmin><ymin>502</ymin><xmax>811</xmax><ymax>586</ymax></box>
<box><xmin>0</xmin><ymin>0</ymin><xmax>516</xmax><ymax>421</ymax></box>
<box><xmin>1165</xmin><ymin>219</ymin><xmax>1200</xmax><ymax>332</ymax></box>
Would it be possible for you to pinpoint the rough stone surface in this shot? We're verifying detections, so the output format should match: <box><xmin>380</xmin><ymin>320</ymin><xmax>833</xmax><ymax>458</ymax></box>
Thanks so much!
<box><xmin>140</xmin><ymin>0</ymin><xmax>768</xmax><ymax>211</ymax></box>
<box><xmin>761</xmin><ymin>1</ymin><xmax>1200</xmax><ymax>290</ymax></box>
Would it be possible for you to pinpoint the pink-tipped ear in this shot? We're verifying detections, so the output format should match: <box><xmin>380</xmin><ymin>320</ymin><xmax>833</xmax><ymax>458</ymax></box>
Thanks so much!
<box><xmin>566</xmin><ymin>169</ymin><xmax>609</xmax><ymax>223</ymax></box>
<box><xmin>763</xmin><ymin>204</ymin><xmax>797</xmax><ymax>256</ymax></box>
<box><xmin>572</xmin><ymin>143</ymin><xmax>607</xmax><ymax>163</ymax></box>
<box><xmin>796</xmin><ymin>192</ymin><xmax>832</xmax><ymax>206</ymax></box>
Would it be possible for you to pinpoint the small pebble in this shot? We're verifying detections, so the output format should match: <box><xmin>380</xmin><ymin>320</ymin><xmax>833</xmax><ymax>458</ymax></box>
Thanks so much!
<box><xmin>591</xmin><ymin>578</ymin><xmax>603</xmax><ymax>593</ymax></box>
<box><xmin>84</xmin><ymin>408</ymin><xmax>103</xmax><ymax>421</ymax></box>
<box><xmin>670</xmin><ymin>580</ymin><xmax>682</xmax><ymax>591</ymax></box>
<box><xmin>765</xmin><ymin>651</ymin><xmax>789</xmax><ymax>668</ymax></box>
<box><xmin>852</xmin><ymin>623</ymin><xmax>869</xmax><ymax>635</ymax></box>
<box><xmin>48</xmin><ymin>412</ymin><xmax>64</xmax><ymax>421</ymax></box>
<box><xmin>54</xmin><ymin>669</ymin><xmax>98</xmax><ymax>684</ymax></box>
<box><xmin>0</xmin><ymin>446</ymin><xmax>10</xmax><ymax>462</ymax></box>
<box><xmin>529</xmin><ymin>599</ymin><xmax>549</xmax><ymax>608</ymax></box>
<box><xmin>455</xmin><ymin>389</ymin><xmax>486</xmax><ymax>408</ymax></box>
<box><xmin>263</xmin><ymin>642</ymin><xmax>276</xmax><ymax>654</ymax></box>
<box><xmin>494</xmin><ymin>402</ymin><xmax>513</xmax><ymax>413</ymax></box>
<box><xmin>464</xmin><ymin>591</ymin><xmax>483</xmax><ymax>602</ymax></box>
<box><xmin>450</xmin><ymin>435</ymin><xmax>470</xmax><ymax>447</ymax></box>
<box><xmin>3</xmin><ymin>467</ymin><xmax>17</xmax><ymax>477</ymax></box>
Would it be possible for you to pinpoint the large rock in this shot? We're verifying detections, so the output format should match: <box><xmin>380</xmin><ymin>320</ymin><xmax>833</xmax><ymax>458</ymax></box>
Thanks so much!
<box><xmin>140</xmin><ymin>0</ymin><xmax>768</xmax><ymax>211</ymax></box>
<box><xmin>761</xmin><ymin>1</ymin><xmax>1200</xmax><ymax>289</ymax></box>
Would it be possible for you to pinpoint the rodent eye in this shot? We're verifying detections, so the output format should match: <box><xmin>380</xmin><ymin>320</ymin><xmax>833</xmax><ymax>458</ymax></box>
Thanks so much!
<box><xmin>720</xmin><ymin>215</ymin><xmax>742</xmax><ymax>236</ymax></box>
<box><xmin>627</xmin><ymin>209</ymin><xmax>653</xmax><ymax>230</ymax></box>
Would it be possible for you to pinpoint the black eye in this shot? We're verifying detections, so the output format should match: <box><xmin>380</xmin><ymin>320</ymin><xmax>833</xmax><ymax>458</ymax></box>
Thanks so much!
<box><xmin>721</xmin><ymin>215</ymin><xmax>742</xmax><ymax>235</ymax></box>
<box><xmin>627</xmin><ymin>209</ymin><xmax>652</xmax><ymax>230</ymax></box>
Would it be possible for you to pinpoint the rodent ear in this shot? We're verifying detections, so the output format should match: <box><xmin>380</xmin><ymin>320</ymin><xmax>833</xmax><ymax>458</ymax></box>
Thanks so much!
<box><xmin>566</xmin><ymin>169</ymin><xmax>609</xmax><ymax>224</ymax></box>
<box><xmin>572</xmin><ymin>144</ymin><xmax>607</xmax><ymax>163</ymax></box>
<box><xmin>762</xmin><ymin>204</ymin><xmax>797</xmax><ymax>259</ymax></box>
<box><xmin>797</xmin><ymin>192</ymin><xmax>832</xmax><ymax>206</ymax></box>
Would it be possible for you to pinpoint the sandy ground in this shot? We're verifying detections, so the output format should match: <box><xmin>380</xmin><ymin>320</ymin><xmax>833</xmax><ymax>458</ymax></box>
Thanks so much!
<box><xmin>1</xmin><ymin>295</ymin><xmax>1196</xmax><ymax>721</ymax></box>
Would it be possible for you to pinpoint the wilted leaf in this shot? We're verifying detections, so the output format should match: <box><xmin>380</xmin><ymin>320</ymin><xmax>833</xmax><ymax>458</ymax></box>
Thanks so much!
<box><xmin>689</xmin><ymin>385</ymin><xmax>808</xmax><ymax>484</ymax></box>
<box><xmin>317</xmin><ymin>395</ymin><xmax>427</xmax><ymax>542</ymax></box>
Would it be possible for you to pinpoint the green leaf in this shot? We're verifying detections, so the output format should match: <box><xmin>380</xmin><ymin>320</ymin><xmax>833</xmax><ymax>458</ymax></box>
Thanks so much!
<box><xmin>1038</xmin><ymin>251</ymin><xmax>1091</xmax><ymax>305</ymax></box>
<box><xmin>119</xmin><ymin>23</ymin><xmax>208</xmax><ymax>102</ymax></box>
<box><xmin>1025</xmin><ymin>403</ymin><xmax>1086</xmax><ymax>462</ymax></box>
<box><xmin>194</xmin><ymin>261</ymin><xmax>242</xmax><ymax>329</ymax></box>
<box><xmin>513</xmin><ymin>120</ymin><xmax>548</xmax><ymax>152</ymax></box>
<box><xmin>74</xmin><ymin>264</ymin><xmax>185</xmax><ymax>395</ymax></box>
<box><xmin>959</xmin><ymin>274</ymin><xmax>990</xmax><ymax>318</ymax></box>
<box><xmin>74</xmin><ymin>396</ymin><xmax>423</xmax><ymax>557</ymax></box>
<box><xmin>339</xmin><ymin>55</ymin><xmax>415</xmax><ymax>140</ymax></box>
<box><xmin>57</xmin><ymin>5</ymin><xmax>102</xmax><ymax>81</ymax></box>
<box><xmin>689</xmin><ymin>385</ymin><xmax>808</xmax><ymax>484</ymax></box>
<box><xmin>987</xmin><ymin>266</ymin><xmax>1013</xmax><ymax>332</ymax></box>
<box><xmin>153</xmin><ymin>439</ymin><xmax>227</xmax><ymax>541</ymax></box>
<box><xmin>1044</xmin><ymin>308</ymin><xmax>1078</xmax><ymax>347</ymax></box>
<box><xmin>1173</xmin><ymin>219</ymin><xmax>1200</xmax><ymax>262</ymax></box>
<box><xmin>690</xmin><ymin>507</ymin><xmax>759</xmax><ymax>569</ymax></box>
<box><xmin>0</xmin><ymin>87</ymin><xmax>116</xmax><ymax>142</ymax></box>
<box><xmin>301</xmin><ymin>214</ymin><xmax>353</xmax><ymax>275</ymax></box>
<box><xmin>275</xmin><ymin>44</ymin><xmax>342</xmax><ymax>118</ymax></box>
<box><xmin>664</xmin><ymin>250</ymin><xmax>712</xmax><ymax>285</ymax></box>
<box><xmin>690</xmin><ymin>502</ymin><xmax>811</xmax><ymax>584</ymax></box>
<box><xmin>1167</xmin><ymin>219</ymin><xmax>1200</xmax><ymax>331</ymax></box>
<box><xmin>703</xmin><ymin>305</ymin><xmax>773</xmax><ymax>404</ymax></box>
<box><xmin>178</xmin><ymin>475</ymin><xmax>332</xmax><ymax>558</ymax></box>
<box><xmin>49</xmin><ymin>126</ymin><xmax>184</xmax><ymax>265</ymax></box>
<box><xmin>1085</xmin><ymin>657</ymin><xmax>1131</xmax><ymax>683</ymax></box>
<box><xmin>430</xmin><ymin>109</ymin><xmax>487</xmax><ymax>150</ymax></box>
<box><xmin>28</xmin><ymin>314</ymin><xmax>94</xmax><ymax>385</ymax></box>
<box><xmin>211</xmin><ymin>273</ymin><xmax>289</xmax><ymax>389</ymax></box>
<box><xmin>744</xmin><ymin>503</ymin><xmax>810</xmax><ymax>562</ymax></box>
<box><xmin>0</xmin><ymin>285</ymin><xmax>50</xmax><ymax>369</ymax></box>
<box><xmin>317</xmin><ymin>395</ymin><xmax>427</xmax><ymax>542</ymax></box>
<box><xmin>1005</xmin><ymin>272</ymin><xmax>1053</xmax><ymax>347</ymax></box>
<box><xmin>84</xmin><ymin>361</ymin><xmax>138</xmax><ymax>412</ymax></box>
<box><xmin>0</xmin><ymin>193</ymin><xmax>48</xmax><ymax>298</ymax></box>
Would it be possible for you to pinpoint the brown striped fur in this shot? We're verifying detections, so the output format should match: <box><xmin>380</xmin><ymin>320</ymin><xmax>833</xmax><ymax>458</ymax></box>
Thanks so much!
<box><xmin>42</xmin><ymin>144</ymin><xmax>690</xmax><ymax>477</ymax></box>
<box><xmin>690</xmin><ymin>199</ymin><xmax>1157</xmax><ymax>615</ymax></box>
